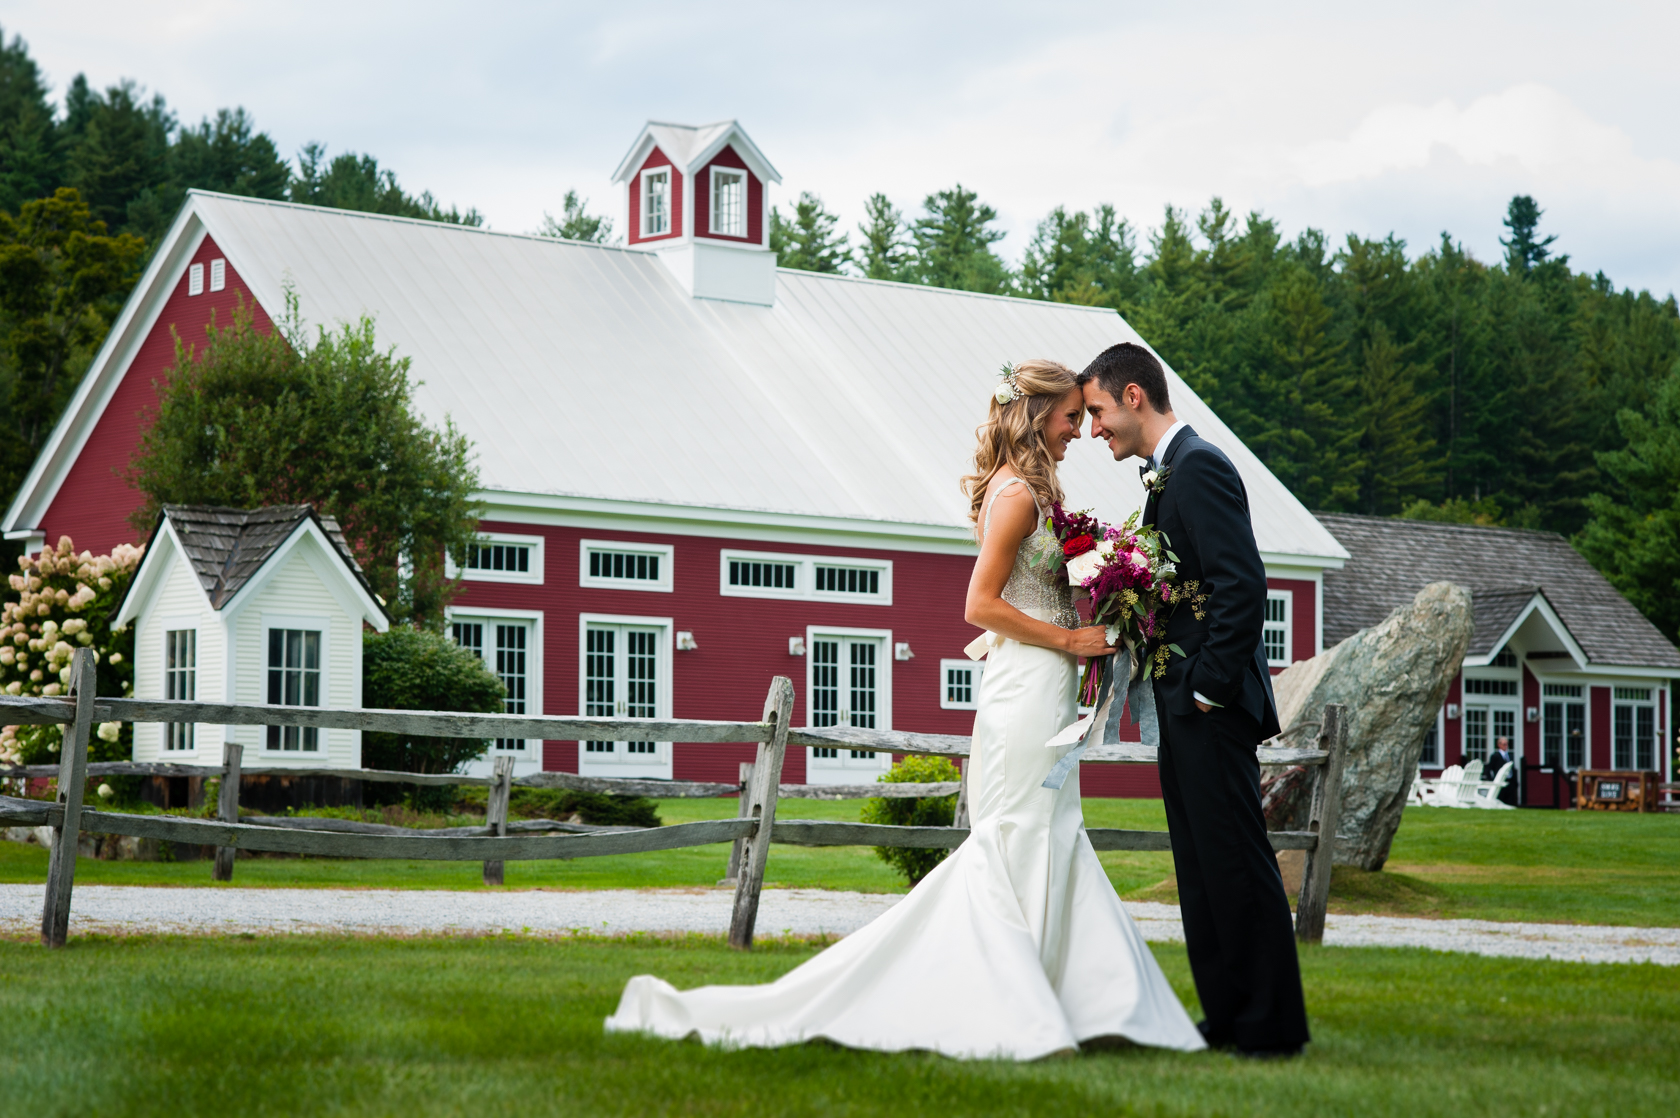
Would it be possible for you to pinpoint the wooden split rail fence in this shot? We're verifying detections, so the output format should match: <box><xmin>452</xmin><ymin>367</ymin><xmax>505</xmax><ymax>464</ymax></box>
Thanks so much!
<box><xmin>0</xmin><ymin>649</ymin><xmax>1348</xmax><ymax>950</ymax></box>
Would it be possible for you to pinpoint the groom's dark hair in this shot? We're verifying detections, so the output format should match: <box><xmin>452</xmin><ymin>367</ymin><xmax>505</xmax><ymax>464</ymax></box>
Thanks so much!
<box><xmin>1078</xmin><ymin>343</ymin><xmax>1171</xmax><ymax>414</ymax></box>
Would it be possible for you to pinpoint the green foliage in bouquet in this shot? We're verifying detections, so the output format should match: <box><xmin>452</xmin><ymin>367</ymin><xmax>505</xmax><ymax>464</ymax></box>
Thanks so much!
<box><xmin>0</xmin><ymin>535</ymin><xmax>142</xmax><ymax>766</ymax></box>
<box><xmin>859</xmin><ymin>754</ymin><xmax>962</xmax><ymax>887</ymax></box>
<box><xmin>361</xmin><ymin>626</ymin><xmax>504</xmax><ymax>810</ymax></box>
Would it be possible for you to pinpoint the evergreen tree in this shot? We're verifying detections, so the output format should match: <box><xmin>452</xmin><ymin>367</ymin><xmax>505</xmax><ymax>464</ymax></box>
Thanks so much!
<box><xmin>1501</xmin><ymin>194</ymin><xmax>1558</xmax><ymax>274</ymax></box>
<box><xmin>908</xmin><ymin>184</ymin><xmax>1010</xmax><ymax>294</ymax></box>
<box><xmin>289</xmin><ymin>142</ymin><xmax>482</xmax><ymax>226</ymax></box>
<box><xmin>856</xmin><ymin>192</ymin><xmax>911</xmax><ymax>281</ymax></box>
<box><xmin>1351</xmin><ymin>323</ymin><xmax>1438</xmax><ymax>513</ymax></box>
<box><xmin>1018</xmin><ymin>204</ymin><xmax>1138</xmax><ymax>308</ymax></box>
<box><xmin>0</xmin><ymin>27</ymin><xmax>60</xmax><ymax>214</ymax></box>
<box><xmin>62</xmin><ymin>80</ymin><xmax>173</xmax><ymax>235</ymax></box>
<box><xmin>769</xmin><ymin>191</ymin><xmax>850</xmax><ymax>273</ymax></box>
<box><xmin>537</xmin><ymin>189</ymin><xmax>613</xmax><ymax>243</ymax></box>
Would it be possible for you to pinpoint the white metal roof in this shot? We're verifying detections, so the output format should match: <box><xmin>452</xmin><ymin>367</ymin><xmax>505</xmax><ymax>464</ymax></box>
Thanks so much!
<box><xmin>9</xmin><ymin>191</ymin><xmax>1347</xmax><ymax>566</ymax></box>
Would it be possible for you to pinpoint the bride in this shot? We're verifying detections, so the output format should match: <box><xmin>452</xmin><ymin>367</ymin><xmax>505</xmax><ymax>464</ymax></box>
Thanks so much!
<box><xmin>605</xmin><ymin>359</ymin><xmax>1206</xmax><ymax>1060</ymax></box>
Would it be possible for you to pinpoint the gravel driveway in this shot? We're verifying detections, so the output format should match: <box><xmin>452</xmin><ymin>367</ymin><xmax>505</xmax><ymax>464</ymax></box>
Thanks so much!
<box><xmin>2</xmin><ymin>884</ymin><xmax>1675</xmax><ymax>965</ymax></box>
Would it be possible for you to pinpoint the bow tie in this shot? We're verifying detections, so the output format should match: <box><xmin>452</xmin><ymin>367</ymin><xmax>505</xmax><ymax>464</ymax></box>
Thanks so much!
<box><xmin>1140</xmin><ymin>462</ymin><xmax>1155</xmax><ymax>480</ymax></box>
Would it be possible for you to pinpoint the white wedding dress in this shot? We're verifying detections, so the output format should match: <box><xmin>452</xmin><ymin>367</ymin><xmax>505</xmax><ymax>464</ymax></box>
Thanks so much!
<box><xmin>605</xmin><ymin>479</ymin><xmax>1206</xmax><ymax>1060</ymax></box>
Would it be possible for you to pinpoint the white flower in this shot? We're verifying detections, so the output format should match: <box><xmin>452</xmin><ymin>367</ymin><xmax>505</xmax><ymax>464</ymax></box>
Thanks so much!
<box><xmin>994</xmin><ymin>384</ymin><xmax>1015</xmax><ymax>405</ymax></box>
<box><xmin>1066</xmin><ymin>549</ymin><xmax>1107</xmax><ymax>586</ymax></box>
<box><xmin>1141</xmin><ymin>470</ymin><xmax>1159</xmax><ymax>488</ymax></box>
<box><xmin>97</xmin><ymin>721</ymin><xmax>121</xmax><ymax>743</ymax></box>
<box><xmin>97</xmin><ymin>783</ymin><xmax>114</xmax><ymax>800</ymax></box>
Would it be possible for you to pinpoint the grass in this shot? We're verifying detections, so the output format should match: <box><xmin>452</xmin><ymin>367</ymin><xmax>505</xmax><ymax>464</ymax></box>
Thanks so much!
<box><xmin>0</xmin><ymin>933</ymin><xmax>1674</xmax><ymax>1117</ymax></box>
<box><xmin>5</xmin><ymin>796</ymin><xmax>1675</xmax><ymax>928</ymax></box>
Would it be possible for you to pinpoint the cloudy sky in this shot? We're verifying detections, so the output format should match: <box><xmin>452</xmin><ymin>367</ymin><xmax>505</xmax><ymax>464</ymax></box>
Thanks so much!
<box><xmin>10</xmin><ymin>1</ymin><xmax>1679</xmax><ymax>295</ymax></box>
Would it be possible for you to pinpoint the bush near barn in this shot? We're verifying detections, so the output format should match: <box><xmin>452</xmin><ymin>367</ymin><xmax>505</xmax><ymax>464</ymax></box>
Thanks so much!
<box><xmin>0</xmin><ymin>536</ymin><xmax>142</xmax><ymax>766</ymax></box>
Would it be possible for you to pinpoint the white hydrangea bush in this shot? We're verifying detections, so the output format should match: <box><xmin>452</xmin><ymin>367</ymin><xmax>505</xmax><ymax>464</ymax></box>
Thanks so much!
<box><xmin>0</xmin><ymin>536</ymin><xmax>142</xmax><ymax>767</ymax></box>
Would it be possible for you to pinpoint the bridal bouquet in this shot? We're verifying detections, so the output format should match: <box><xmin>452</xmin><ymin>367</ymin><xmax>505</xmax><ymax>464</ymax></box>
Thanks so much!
<box><xmin>1041</xmin><ymin>504</ymin><xmax>1206</xmax><ymax>705</ymax></box>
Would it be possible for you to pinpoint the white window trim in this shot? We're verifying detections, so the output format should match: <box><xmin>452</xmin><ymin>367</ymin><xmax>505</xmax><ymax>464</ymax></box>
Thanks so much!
<box><xmin>445</xmin><ymin>606</ymin><xmax>545</xmax><ymax>755</ymax></box>
<box><xmin>1610</xmin><ymin>682</ymin><xmax>1660</xmax><ymax>771</ymax></box>
<box><xmin>261</xmin><ymin>613</ymin><xmax>331</xmax><ymax>755</ymax></box>
<box><xmin>155</xmin><ymin>614</ymin><xmax>202</xmax><ymax>754</ymax></box>
<box><xmin>720</xmin><ymin>549</ymin><xmax>892</xmax><ymax>606</ymax></box>
<box><xmin>209</xmin><ymin>257</ymin><xmax>226</xmax><ymax>292</ymax></box>
<box><xmin>640</xmin><ymin>166</ymin><xmax>673</xmax><ymax>238</ymax></box>
<box><xmin>1263</xmin><ymin>588</ymin><xmax>1293</xmax><ymax>666</ymax></box>
<box><xmin>188</xmin><ymin>262</ymin><xmax>204</xmax><ymax>296</ymax></box>
<box><xmin>577</xmin><ymin>613</ymin><xmax>674</xmax><ymax>778</ymax></box>
<box><xmin>804</xmin><ymin>625</ymin><xmax>893</xmax><ymax>783</ymax></box>
<box><xmin>449</xmin><ymin>531</ymin><xmax>545</xmax><ymax>585</ymax></box>
<box><xmin>580</xmin><ymin>539</ymin><xmax>675</xmax><ymax>593</ymax></box>
<box><xmin>709</xmin><ymin>165</ymin><xmax>746</xmax><ymax>237</ymax></box>
<box><xmin>939</xmin><ymin>657</ymin><xmax>984</xmax><ymax>711</ymax></box>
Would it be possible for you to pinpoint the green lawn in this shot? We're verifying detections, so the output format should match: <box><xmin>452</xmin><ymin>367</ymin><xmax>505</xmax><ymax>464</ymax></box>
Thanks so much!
<box><xmin>1</xmin><ymin>933</ymin><xmax>1674</xmax><ymax>1117</ymax></box>
<box><xmin>5</xmin><ymin>796</ymin><xmax>1675</xmax><ymax>927</ymax></box>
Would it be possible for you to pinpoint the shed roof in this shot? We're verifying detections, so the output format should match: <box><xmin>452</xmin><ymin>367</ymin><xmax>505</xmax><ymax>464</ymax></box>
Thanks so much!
<box><xmin>161</xmin><ymin>504</ymin><xmax>376</xmax><ymax>611</ymax></box>
<box><xmin>1315</xmin><ymin>513</ymin><xmax>1680</xmax><ymax>669</ymax></box>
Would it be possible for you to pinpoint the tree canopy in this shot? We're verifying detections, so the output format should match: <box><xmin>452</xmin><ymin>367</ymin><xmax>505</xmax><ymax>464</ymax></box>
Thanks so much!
<box><xmin>125</xmin><ymin>295</ymin><xmax>482</xmax><ymax>624</ymax></box>
<box><xmin>536</xmin><ymin>190</ymin><xmax>613</xmax><ymax>243</ymax></box>
<box><xmin>770</xmin><ymin>192</ymin><xmax>851</xmax><ymax>274</ymax></box>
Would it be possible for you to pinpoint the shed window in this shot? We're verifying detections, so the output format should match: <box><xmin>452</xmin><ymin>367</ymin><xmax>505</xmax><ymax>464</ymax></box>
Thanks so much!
<box><xmin>266</xmin><ymin>629</ymin><xmax>321</xmax><ymax>751</ymax></box>
<box><xmin>1262</xmin><ymin>590</ymin><xmax>1291</xmax><ymax>665</ymax></box>
<box><xmin>643</xmin><ymin>169</ymin><xmax>670</xmax><ymax>236</ymax></box>
<box><xmin>165</xmin><ymin>629</ymin><xmax>196</xmax><ymax>751</ymax></box>
<box><xmin>209</xmin><ymin>258</ymin><xmax>226</xmax><ymax>292</ymax></box>
<box><xmin>711</xmin><ymin>168</ymin><xmax>744</xmax><ymax>236</ymax></box>
<box><xmin>188</xmin><ymin>263</ymin><xmax>204</xmax><ymax>296</ymax></box>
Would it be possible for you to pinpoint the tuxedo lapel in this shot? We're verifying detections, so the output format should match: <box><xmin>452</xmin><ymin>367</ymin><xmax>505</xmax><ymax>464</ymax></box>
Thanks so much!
<box><xmin>1142</xmin><ymin>425</ymin><xmax>1196</xmax><ymax>527</ymax></box>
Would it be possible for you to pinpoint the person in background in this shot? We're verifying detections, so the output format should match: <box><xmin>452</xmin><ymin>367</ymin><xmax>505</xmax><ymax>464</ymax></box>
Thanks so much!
<box><xmin>1488</xmin><ymin>736</ymin><xmax>1519</xmax><ymax>805</ymax></box>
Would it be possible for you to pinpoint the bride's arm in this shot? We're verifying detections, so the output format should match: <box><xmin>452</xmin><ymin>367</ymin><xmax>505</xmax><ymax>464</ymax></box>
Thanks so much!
<box><xmin>963</xmin><ymin>484</ymin><xmax>1115</xmax><ymax>658</ymax></box>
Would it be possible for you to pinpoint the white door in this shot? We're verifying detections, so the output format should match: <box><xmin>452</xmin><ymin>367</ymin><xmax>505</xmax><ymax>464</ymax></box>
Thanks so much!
<box><xmin>449</xmin><ymin>615</ymin><xmax>543</xmax><ymax>777</ymax></box>
<box><xmin>806</xmin><ymin>631</ymin><xmax>891</xmax><ymax>784</ymax></box>
<box><xmin>1464</xmin><ymin>702</ymin><xmax>1519</xmax><ymax>772</ymax></box>
<box><xmin>578</xmin><ymin>622</ymin><xmax>672</xmax><ymax>778</ymax></box>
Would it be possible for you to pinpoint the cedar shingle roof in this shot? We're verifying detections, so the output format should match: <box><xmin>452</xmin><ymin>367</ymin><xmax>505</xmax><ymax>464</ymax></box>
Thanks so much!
<box><xmin>161</xmin><ymin>504</ymin><xmax>376</xmax><ymax>611</ymax></box>
<box><xmin>1315</xmin><ymin>513</ymin><xmax>1680</xmax><ymax>669</ymax></box>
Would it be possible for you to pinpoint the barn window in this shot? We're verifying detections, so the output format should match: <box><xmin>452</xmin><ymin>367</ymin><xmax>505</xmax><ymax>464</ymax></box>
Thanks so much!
<box><xmin>265</xmin><ymin>628</ymin><xmax>321</xmax><ymax>751</ymax></box>
<box><xmin>456</xmin><ymin>533</ymin><xmax>543</xmax><ymax>584</ymax></box>
<box><xmin>451</xmin><ymin>612</ymin><xmax>542</xmax><ymax>753</ymax></box>
<box><xmin>642</xmin><ymin>169</ymin><xmax>670</xmax><ymax>237</ymax></box>
<box><xmin>1263</xmin><ymin>590</ymin><xmax>1291</xmax><ymax>665</ymax></box>
<box><xmin>209</xmin><ymin>258</ymin><xmax>226</xmax><ymax>292</ymax></box>
<box><xmin>720</xmin><ymin>550</ymin><xmax>891</xmax><ymax>604</ymax></box>
<box><xmin>164</xmin><ymin>629</ymin><xmax>196</xmax><ymax>751</ymax></box>
<box><xmin>188</xmin><ymin>263</ymin><xmax>204</xmax><ymax>296</ymax></box>
<box><xmin>940</xmin><ymin>659</ymin><xmax>985</xmax><ymax>710</ymax></box>
<box><xmin>581</xmin><ymin>540</ymin><xmax>674</xmax><ymax>592</ymax></box>
<box><xmin>711</xmin><ymin>168</ymin><xmax>744</xmax><ymax>237</ymax></box>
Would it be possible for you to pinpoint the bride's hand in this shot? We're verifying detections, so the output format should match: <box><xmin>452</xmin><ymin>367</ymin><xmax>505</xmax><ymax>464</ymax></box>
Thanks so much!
<box><xmin>1062</xmin><ymin>626</ymin><xmax>1116</xmax><ymax>658</ymax></box>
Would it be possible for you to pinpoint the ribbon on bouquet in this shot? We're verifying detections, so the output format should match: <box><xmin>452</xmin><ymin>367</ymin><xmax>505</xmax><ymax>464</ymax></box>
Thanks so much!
<box><xmin>1040</xmin><ymin>645</ymin><xmax>1162</xmax><ymax>790</ymax></box>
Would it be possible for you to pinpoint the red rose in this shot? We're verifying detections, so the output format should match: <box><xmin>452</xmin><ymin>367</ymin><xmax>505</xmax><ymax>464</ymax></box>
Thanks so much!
<box><xmin>1063</xmin><ymin>534</ymin><xmax>1096</xmax><ymax>557</ymax></box>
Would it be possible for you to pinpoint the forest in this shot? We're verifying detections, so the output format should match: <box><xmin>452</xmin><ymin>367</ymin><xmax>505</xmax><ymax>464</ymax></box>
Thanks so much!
<box><xmin>3</xmin><ymin>26</ymin><xmax>1678</xmax><ymax>641</ymax></box>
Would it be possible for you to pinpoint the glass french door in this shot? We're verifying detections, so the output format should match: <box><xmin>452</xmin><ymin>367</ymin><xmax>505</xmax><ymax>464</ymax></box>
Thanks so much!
<box><xmin>1464</xmin><ymin>702</ymin><xmax>1519</xmax><ymax>774</ymax></box>
<box><xmin>806</xmin><ymin>632</ymin><xmax>891</xmax><ymax>784</ymax></box>
<box><xmin>1542</xmin><ymin>698</ymin><xmax>1586</xmax><ymax>770</ymax></box>
<box><xmin>451</xmin><ymin>618</ymin><xmax>533</xmax><ymax>753</ymax></box>
<box><xmin>579</xmin><ymin>623</ymin><xmax>670</xmax><ymax>777</ymax></box>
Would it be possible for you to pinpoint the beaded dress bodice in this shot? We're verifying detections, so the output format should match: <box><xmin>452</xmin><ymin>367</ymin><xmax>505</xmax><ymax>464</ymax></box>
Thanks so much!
<box><xmin>984</xmin><ymin>478</ymin><xmax>1080</xmax><ymax>630</ymax></box>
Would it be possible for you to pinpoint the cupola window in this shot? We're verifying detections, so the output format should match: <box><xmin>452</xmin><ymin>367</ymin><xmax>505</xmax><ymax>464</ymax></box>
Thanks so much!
<box><xmin>711</xmin><ymin>168</ymin><xmax>744</xmax><ymax>237</ymax></box>
<box><xmin>642</xmin><ymin>169</ymin><xmax>670</xmax><ymax>237</ymax></box>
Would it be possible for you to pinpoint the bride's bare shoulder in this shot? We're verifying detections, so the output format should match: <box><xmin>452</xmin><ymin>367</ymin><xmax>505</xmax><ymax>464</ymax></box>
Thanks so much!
<box><xmin>979</xmin><ymin>471</ymin><xmax>1036</xmax><ymax>544</ymax></box>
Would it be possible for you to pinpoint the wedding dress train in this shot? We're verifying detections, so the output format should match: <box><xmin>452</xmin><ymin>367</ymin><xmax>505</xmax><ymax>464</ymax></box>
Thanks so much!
<box><xmin>605</xmin><ymin>480</ymin><xmax>1205</xmax><ymax>1060</ymax></box>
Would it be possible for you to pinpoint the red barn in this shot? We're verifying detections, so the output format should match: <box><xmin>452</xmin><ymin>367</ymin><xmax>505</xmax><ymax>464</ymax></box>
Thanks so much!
<box><xmin>2</xmin><ymin>119</ymin><xmax>1349</xmax><ymax>792</ymax></box>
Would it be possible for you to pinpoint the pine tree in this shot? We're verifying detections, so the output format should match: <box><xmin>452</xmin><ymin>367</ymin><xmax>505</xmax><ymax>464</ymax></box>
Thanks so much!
<box><xmin>769</xmin><ymin>191</ymin><xmax>850</xmax><ymax>273</ymax></box>
<box><xmin>289</xmin><ymin>143</ymin><xmax>481</xmax><ymax>225</ymax></box>
<box><xmin>908</xmin><ymin>184</ymin><xmax>1010</xmax><ymax>294</ymax></box>
<box><xmin>1501</xmin><ymin>195</ymin><xmax>1558</xmax><ymax>274</ymax></box>
<box><xmin>0</xmin><ymin>27</ymin><xmax>60</xmax><ymax>213</ymax></box>
<box><xmin>1018</xmin><ymin>204</ymin><xmax>1138</xmax><ymax>308</ymax></box>
<box><xmin>62</xmin><ymin>80</ymin><xmax>174</xmax><ymax>234</ymax></box>
<box><xmin>537</xmin><ymin>190</ymin><xmax>613</xmax><ymax>243</ymax></box>
<box><xmin>856</xmin><ymin>192</ymin><xmax>911</xmax><ymax>281</ymax></box>
<box><xmin>1351</xmin><ymin>323</ymin><xmax>1438</xmax><ymax>513</ymax></box>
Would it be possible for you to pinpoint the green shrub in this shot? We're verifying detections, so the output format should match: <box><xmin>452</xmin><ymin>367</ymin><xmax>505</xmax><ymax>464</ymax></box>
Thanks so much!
<box><xmin>362</xmin><ymin>626</ymin><xmax>505</xmax><ymax>809</ymax></box>
<box><xmin>859</xmin><ymin>754</ymin><xmax>962</xmax><ymax>886</ymax></box>
<box><xmin>507</xmin><ymin>787</ymin><xmax>661</xmax><ymax>828</ymax></box>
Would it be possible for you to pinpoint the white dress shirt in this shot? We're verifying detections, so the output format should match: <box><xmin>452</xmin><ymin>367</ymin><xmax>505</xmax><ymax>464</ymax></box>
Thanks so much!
<box><xmin>1147</xmin><ymin>419</ymin><xmax>1221</xmax><ymax>709</ymax></box>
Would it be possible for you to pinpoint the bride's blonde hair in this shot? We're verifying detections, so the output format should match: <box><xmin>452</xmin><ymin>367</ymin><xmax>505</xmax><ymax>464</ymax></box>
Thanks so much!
<box><xmin>961</xmin><ymin>358</ymin><xmax>1078</xmax><ymax>528</ymax></box>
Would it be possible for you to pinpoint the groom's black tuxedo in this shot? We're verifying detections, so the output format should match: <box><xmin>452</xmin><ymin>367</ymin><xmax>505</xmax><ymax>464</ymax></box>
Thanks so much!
<box><xmin>1143</xmin><ymin>425</ymin><xmax>1309</xmax><ymax>1054</ymax></box>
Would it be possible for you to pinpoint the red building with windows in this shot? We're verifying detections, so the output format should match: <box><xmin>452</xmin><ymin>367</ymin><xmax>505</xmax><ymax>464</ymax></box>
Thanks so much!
<box><xmin>3</xmin><ymin>120</ymin><xmax>1350</xmax><ymax>793</ymax></box>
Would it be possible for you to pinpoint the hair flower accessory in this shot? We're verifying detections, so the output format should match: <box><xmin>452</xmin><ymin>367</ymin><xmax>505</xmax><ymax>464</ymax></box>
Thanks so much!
<box><xmin>994</xmin><ymin>362</ymin><xmax>1022</xmax><ymax>405</ymax></box>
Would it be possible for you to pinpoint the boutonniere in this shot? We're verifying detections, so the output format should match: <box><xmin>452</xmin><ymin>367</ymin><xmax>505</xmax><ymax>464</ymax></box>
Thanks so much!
<box><xmin>1142</xmin><ymin>465</ymin><xmax>1172</xmax><ymax>496</ymax></box>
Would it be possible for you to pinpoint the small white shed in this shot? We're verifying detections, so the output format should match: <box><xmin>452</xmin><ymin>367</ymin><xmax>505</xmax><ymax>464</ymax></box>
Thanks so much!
<box><xmin>115</xmin><ymin>505</ymin><xmax>389</xmax><ymax>767</ymax></box>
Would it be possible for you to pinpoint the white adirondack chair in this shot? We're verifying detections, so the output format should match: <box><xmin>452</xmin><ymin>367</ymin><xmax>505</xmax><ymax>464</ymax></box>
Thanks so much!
<box><xmin>1451</xmin><ymin>759</ymin><xmax>1485</xmax><ymax>807</ymax></box>
<box><xmin>1409</xmin><ymin>772</ymin><xmax>1429</xmax><ymax>805</ymax></box>
<box><xmin>1422</xmin><ymin>764</ymin><xmax>1465</xmax><ymax>807</ymax></box>
<box><xmin>1474</xmin><ymin>762</ymin><xmax>1516</xmax><ymax>809</ymax></box>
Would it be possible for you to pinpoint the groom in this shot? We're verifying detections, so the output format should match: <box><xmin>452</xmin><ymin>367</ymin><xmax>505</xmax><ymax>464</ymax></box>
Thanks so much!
<box><xmin>1079</xmin><ymin>342</ymin><xmax>1309</xmax><ymax>1059</ymax></box>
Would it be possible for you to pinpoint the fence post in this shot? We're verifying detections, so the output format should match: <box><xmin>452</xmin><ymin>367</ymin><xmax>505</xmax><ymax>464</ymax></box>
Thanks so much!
<box><xmin>212</xmin><ymin>741</ymin><xmax>244</xmax><ymax>881</ymax></box>
<box><xmin>41</xmin><ymin>648</ymin><xmax>96</xmax><ymax>947</ymax></box>
<box><xmin>951</xmin><ymin>760</ymin><xmax>971</xmax><ymax>830</ymax></box>
<box><xmin>721</xmin><ymin>761</ymin><xmax>754</xmax><ymax>886</ymax></box>
<box><xmin>482</xmin><ymin>756</ymin><xmax>514</xmax><ymax>886</ymax></box>
<box><xmin>728</xmin><ymin>677</ymin><xmax>795</xmax><ymax>950</ymax></box>
<box><xmin>1295</xmin><ymin>703</ymin><xmax>1348</xmax><ymax>944</ymax></box>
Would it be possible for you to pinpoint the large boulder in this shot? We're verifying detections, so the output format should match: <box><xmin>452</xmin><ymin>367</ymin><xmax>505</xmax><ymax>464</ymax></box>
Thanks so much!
<box><xmin>1270</xmin><ymin>581</ymin><xmax>1472</xmax><ymax>870</ymax></box>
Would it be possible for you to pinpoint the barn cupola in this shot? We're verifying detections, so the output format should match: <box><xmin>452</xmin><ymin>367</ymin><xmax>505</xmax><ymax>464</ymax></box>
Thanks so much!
<box><xmin>611</xmin><ymin>120</ymin><xmax>782</xmax><ymax>306</ymax></box>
